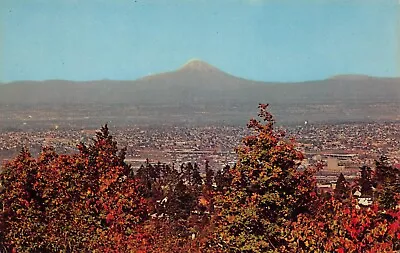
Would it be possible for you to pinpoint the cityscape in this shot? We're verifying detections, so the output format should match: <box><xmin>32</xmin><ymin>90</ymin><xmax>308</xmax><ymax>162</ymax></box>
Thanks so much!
<box><xmin>1</xmin><ymin>121</ymin><xmax>399</xmax><ymax>186</ymax></box>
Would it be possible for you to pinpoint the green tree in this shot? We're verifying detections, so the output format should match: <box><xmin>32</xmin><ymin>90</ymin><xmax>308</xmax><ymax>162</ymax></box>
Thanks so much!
<box><xmin>373</xmin><ymin>156</ymin><xmax>400</xmax><ymax>209</ymax></box>
<box><xmin>210</xmin><ymin>104</ymin><xmax>318</xmax><ymax>252</ymax></box>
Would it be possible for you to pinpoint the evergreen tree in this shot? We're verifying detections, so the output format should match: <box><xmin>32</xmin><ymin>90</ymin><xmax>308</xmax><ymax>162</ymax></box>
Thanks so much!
<box><xmin>166</xmin><ymin>179</ymin><xmax>196</xmax><ymax>220</ymax></box>
<box><xmin>204</xmin><ymin>160</ymin><xmax>214</xmax><ymax>190</ymax></box>
<box><xmin>334</xmin><ymin>173</ymin><xmax>349</xmax><ymax>200</ymax></box>
<box><xmin>192</xmin><ymin>163</ymin><xmax>203</xmax><ymax>187</ymax></box>
<box><xmin>186</xmin><ymin>162</ymin><xmax>194</xmax><ymax>185</ymax></box>
<box><xmin>214</xmin><ymin>165</ymin><xmax>232</xmax><ymax>193</ymax></box>
<box><xmin>359</xmin><ymin>165</ymin><xmax>373</xmax><ymax>197</ymax></box>
<box><xmin>373</xmin><ymin>156</ymin><xmax>400</xmax><ymax>209</ymax></box>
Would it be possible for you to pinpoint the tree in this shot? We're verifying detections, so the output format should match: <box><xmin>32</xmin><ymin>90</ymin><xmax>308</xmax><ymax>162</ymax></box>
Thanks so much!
<box><xmin>0</xmin><ymin>148</ymin><xmax>46</xmax><ymax>252</ymax></box>
<box><xmin>0</xmin><ymin>125</ymin><xmax>149</xmax><ymax>252</ymax></box>
<box><xmin>2</xmin><ymin>106</ymin><xmax>399</xmax><ymax>252</ymax></box>
<box><xmin>192</xmin><ymin>163</ymin><xmax>203</xmax><ymax>187</ymax></box>
<box><xmin>373</xmin><ymin>156</ymin><xmax>400</xmax><ymax>209</ymax></box>
<box><xmin>334</xmin><ymin>173</ymin><xmax>349</xmax><ymax>200</ymax></box>
<box><xmin>204</xmin><ymin>160</ymin><xmax>214</xmax><ymax>190</ymax></box>
<box><xmin>359</xmin><ymin>165</ymin><xmax>373</xmax><ymax>197</ymax></box>
<box><xmin>214</xmin><ymin>165</ymin><xmax>232</xmax><ymax>193</ymax></box>
<box><xmin>283</xmin><ymin>198</ymin><xmax>400</xmax><ymax>252</ymax></box>
<box><xmin>210</xmin><ymin>104</ymin><xmax>318</xmax><ymax>252</ymax></box>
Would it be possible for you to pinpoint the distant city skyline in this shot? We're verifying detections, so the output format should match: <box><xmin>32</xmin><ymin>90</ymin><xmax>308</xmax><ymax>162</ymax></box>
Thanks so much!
<box><xmin>1</xmin><ymin>0</ymin><xmax>399</xmax><ymax>82</ymax></box>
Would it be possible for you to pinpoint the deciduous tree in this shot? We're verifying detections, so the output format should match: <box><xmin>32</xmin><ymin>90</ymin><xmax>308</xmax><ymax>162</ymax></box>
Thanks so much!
<box><xmin>210</xmin><ymin>104</ymin><xmax>318</xmax><ymax>252</ymax></box>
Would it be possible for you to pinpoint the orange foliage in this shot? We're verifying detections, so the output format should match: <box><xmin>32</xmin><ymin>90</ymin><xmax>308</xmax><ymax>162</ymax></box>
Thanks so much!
<box><xmin>1</xmin><ymin>106</ymin><xmax>399</xmax><ymax>252</ymax></box>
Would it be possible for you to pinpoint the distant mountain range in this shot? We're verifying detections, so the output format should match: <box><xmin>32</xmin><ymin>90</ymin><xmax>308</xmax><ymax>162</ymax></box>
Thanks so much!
<box><xmin>1</xmin><ymin>60</ymin><xmax>399</xmax><ymax>124</ymax></box>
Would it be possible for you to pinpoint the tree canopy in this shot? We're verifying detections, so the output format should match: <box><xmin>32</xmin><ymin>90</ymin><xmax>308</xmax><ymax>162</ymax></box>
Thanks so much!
<box><xmin>1</xmin><ymin>105</ymin><xmax>399</xmax><ymax>252</ymax></box>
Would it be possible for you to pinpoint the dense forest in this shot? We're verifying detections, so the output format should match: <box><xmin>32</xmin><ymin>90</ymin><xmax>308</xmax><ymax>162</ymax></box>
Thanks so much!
<box><xmin>1</xmin><ymin>104</ymin><xmax>399</xmax><ymax>252</ymax></box>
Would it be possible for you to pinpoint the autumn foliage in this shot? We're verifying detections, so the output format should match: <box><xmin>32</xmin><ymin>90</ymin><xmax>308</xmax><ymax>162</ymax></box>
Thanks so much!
<box><xmin>0</xmin><ymin>126</ymin><xmax>148</xmax><ymax>252</ymax></box>
<box><xmin>1</xmin><ymin>104</ymin><xmax>399</xmax><ymax>252</ymax></box>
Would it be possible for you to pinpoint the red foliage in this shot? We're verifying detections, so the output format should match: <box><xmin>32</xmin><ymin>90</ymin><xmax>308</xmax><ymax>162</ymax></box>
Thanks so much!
<box><xmin>284</xmin><ymin>198</ymin><xmax>400</xmax><ymax>252</ymax></box>
<box><xmin>1</xmin><ymin>107</ymin><xmax>399</xmax><ymax>252</ymax></box>
<box><xmin>0</xmin><ymin>125</ymin><xmax>149</xmax><ymax>252</ymax></box>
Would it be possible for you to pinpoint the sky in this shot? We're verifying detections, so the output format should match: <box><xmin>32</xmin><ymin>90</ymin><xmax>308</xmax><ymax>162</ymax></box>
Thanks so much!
<box><xmin>1</xmin><ymin>0</ymin><xmax>399</xmax><ymax>82</ymax></box>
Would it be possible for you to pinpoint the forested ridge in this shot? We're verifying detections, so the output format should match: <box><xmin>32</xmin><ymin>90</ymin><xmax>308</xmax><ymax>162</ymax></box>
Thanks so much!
<box><xmin>1</xmin><ymin>104</ymin><xmax>399</xmax><ymax>252</ymax></box>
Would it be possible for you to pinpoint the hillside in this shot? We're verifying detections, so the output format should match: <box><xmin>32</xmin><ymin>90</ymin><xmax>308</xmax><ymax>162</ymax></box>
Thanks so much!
<box><xmin>0</xmin><ymin>60</ymin><xmax>399</xmax><ymax>124</ymax></box>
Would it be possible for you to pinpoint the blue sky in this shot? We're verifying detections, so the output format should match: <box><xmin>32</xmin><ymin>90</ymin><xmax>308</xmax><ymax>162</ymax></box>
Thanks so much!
<box><xmin>1</xmin><ymin>0</ymin><xmax>399</xmax><ymax>82</ymax></box>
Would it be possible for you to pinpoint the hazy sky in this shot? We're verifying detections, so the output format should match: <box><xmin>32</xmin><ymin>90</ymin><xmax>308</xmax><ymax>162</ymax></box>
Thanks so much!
<box><xmin>1</xmin><ymin>0</ymin><xmax>399</xmax><ymax>82</ymax></box>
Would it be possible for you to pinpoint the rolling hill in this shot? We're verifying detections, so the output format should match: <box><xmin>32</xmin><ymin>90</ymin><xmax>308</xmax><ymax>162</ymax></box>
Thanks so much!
<box><xmin>0</xmin><ymin>60</ymin><xmax>399</xmax><ymax>124</ymax></box>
